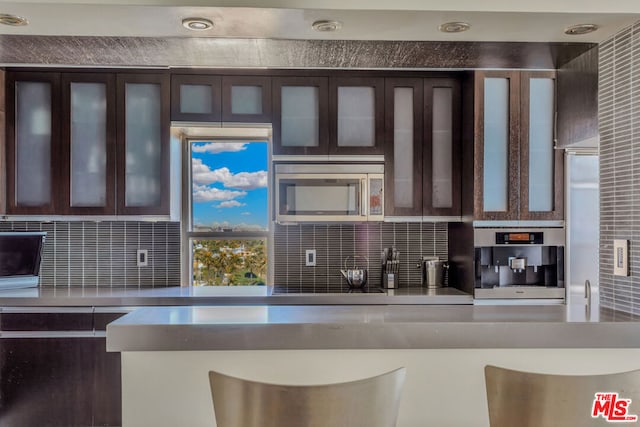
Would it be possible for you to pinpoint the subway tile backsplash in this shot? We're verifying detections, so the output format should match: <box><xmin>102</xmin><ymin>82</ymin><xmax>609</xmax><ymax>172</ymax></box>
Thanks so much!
<box><xmin>0</xmin><ymin>221</ymin><xmax>181</xmax><ymax>287</ymax></box>
<box><xmin>273</xmin><ymin>222</ymin><xmax>448</xmax><ymax>293</ymax></box>
<box><xmin>599</xmin><ymin>21</ymin><xmax>640</xmax><ymax>315</ymax></box>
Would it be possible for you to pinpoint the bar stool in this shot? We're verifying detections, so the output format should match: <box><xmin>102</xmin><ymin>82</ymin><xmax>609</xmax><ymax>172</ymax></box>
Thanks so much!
<box><xmin>209</xmin><ymin>367</ymin><xmax>406</xmax><ymax>427</ymax></box>
<box><xmin>485</xmin><ymin>365</ymin><xmax>640</xmax><ymax>426</ymax></box>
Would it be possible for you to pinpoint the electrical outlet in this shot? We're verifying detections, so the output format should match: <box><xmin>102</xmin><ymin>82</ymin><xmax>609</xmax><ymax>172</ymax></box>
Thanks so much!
<box><xmin>613</xmin><ymin>240</ymin><xmax>629</xmax><ymax>276</ymax></box>
<box><xmin>305</xmin><ymin>249</ymin><xmax>316</xmax><ymax>267</ymax></box>
<box><xmin>137</xmin><ymin>249</ymin><xmax>148</xmax><ymax>267</ymax></box>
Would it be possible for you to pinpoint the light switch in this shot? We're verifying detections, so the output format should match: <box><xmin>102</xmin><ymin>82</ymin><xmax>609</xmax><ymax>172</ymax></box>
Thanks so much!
<box><xmin>613</xmin><ymin>240</ymin><xmax>629</xmax><ymax>276</ymax></box>
<box><xmin>305</xmin><ymin>249</ymin><xmax>316</xmax><ymax>267</ymax></box>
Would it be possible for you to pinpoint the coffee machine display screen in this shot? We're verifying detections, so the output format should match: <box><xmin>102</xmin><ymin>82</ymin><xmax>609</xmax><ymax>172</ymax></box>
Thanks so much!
<box><xmin>508</xmin><ymin>233</ymin><xmax>529</xmax><ymax>241</ymax></box>
<box><xmin>495</xmin><ymin>232</ymin><xmax>544</xmax><ymax>245</ymax></box>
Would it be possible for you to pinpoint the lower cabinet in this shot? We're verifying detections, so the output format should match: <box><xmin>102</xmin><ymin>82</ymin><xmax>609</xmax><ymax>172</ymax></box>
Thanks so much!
<box><xmin>0</xmin><ymin>310</ymin><xmax>124</xmax><ymax>427</ymax></box>
<box><xmin>0</xmin><ymin>337</ymin><xmax>121</xmax><ymax>427</ymax></box>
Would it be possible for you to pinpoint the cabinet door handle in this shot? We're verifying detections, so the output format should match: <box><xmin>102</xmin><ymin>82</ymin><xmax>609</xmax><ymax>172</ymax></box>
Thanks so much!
<box><xmin>360</xmin><ymin>178</ymin><xmax>366</xmax><ymax>217</ymax></box>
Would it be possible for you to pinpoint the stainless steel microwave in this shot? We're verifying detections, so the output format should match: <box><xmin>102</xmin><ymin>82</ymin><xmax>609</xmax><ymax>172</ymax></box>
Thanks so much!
<box><xmin>275</xmin><ymin>164</ymin><xmax>384</xmax><ymax>222</ymax></box>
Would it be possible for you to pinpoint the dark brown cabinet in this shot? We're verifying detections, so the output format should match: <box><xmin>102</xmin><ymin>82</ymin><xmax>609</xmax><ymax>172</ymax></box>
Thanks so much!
<box><xmin>384</xmin><ymin>77</ymin><xmax>462</xmax><ymax>218</ymax></box>
<box><xmin>116</xmin><ymin>73</ymin><xmax>170</xmax><ymax>215</ymax></box>
<box><xmin>329</xmin><ymin>77</ymin><xmax>385</xmax><ymax>155</ymax></box>
<box><xmin>5</xmin><ymin>70</ymin><xmax>170</xmax><ymax>216</ymax></box>
<box><xmin>170</xmin><ymin>74</ymin><xmax>271</xmax><ymax>123</ymax></box>
<box><xmin>272</xmin><ymin>76</ymin><xmax>329</xmax><ymax>156</ymax></box>
<box><xmin>474</xmin><ymin>70</ymin><xmax>563</xmax><ymax>221</ymax></box>
<box><xmin>61</xmin><ymin>73</ymin><xmax>117</xmax><ymax>215</ymax></box>
<box><xmin>170</xmin><ymin>74</ymin><xmax>222</xmax><ymax>122</ymax></box>
<box><xmin>0</xmin><ymin>309</ymin><xmax>126</xmax><ymax>427</ymax></box>
<box><xmin>222</xmin><ymin>76</ymin><xmax>271</xmax><ymax>122</ymax></box>
<box><xmin>6</xmin><ymin>72</ymin><xmax>61</xmax><ymax>215</ymax></box>
<box><xmin>272</xmin><ymin>76</ymin><xmax>385</xmax><ymax>156</ymax></box>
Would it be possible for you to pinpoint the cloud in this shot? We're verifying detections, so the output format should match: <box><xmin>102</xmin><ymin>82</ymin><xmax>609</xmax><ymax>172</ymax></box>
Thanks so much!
<box><xmin>241</xmin><ymin>212</ymin><xmax>251</xmax><ymax>216</ymax></box>
<box><xmin>192</xmin><ymin>158</ymin><xmax>267</xmax><ymax>190</ymax></box>
<box><xmin>192</xmin><ymin>142</ymin><xmax>247</xmax><ymax>154</ymax></box>
<box><xmin>217</xmin><ymin>200</ymin><xmax>246</xmax><ymax>208</ymax></box>
<box><xmin>192</xmin><ymin>184</ymin><xmax>246</xmax><ymax>203</ymax></box>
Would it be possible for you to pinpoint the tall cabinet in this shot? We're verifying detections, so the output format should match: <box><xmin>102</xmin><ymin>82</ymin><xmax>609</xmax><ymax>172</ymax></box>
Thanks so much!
<box><xmin>61</xmin><ymin>73</ymin><xmax>116</xmax><ymax>215</ymax></box>
<box><xmin>384</xmin><ymin>77</ymin><xmax>462</xmax><ymax>218</ymax></box>
<box><xmin>6</xmin><ymin>72</ymin><xmax>60</xmax><ymax>214</ymax></box>
<box><xmin>474</xmin><ymin>70</ymin><xmax>562</xmax><ymax>221</ymax></box>
<box><xmin>116</xmin><ymin>73</ymin><xmax>170</xmax><ymax>215</ymax></box>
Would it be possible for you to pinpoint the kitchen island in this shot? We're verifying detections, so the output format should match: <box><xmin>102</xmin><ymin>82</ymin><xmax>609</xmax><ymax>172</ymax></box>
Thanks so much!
<box><xmin>107</xmin><ymin>303</ymin><xmax>640</xmax><ymax>427</ymax></box>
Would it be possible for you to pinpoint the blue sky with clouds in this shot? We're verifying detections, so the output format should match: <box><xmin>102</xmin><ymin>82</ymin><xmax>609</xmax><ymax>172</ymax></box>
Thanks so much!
<box><xmin>191</xmin><ymin>141</ymin><xmax>268</xmax><ymax>230</ymax></box>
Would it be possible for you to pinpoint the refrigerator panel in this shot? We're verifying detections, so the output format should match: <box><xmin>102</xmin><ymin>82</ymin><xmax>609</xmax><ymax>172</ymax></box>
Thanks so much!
<box><xmin>566</xmin><ymin>153</ymin><xmax>599</xmax><ymax>304</ymax></box>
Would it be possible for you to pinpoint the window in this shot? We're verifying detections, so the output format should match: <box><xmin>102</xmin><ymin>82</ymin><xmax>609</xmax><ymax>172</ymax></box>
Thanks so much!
<box><xmin>183</xmin><ymin>137</ymin><xmax>270</xmax><ymax>286</ymax></box>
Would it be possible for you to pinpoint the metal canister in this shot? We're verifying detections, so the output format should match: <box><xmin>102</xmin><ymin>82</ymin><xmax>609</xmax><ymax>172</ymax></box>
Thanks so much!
<box><xmin>420</xmin><ymin>256</ymin><xmax>448</xmax><ymax>289</ymax></box>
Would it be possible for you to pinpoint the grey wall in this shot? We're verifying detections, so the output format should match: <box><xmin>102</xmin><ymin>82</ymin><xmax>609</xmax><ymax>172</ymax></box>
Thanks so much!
<box><xmin>1</xmin><ymin>221</ymin><xmax>180</xmax><ymax>287</ymax></box>
<box><xmin>273</xmin><ymin>222</ymin><xmax>448</xmax><ymax>293</ymax></box>
<box><xmin>599</xmin><ymin>22</ymin><xmax>640</xmax><ymax>315</ymax></box>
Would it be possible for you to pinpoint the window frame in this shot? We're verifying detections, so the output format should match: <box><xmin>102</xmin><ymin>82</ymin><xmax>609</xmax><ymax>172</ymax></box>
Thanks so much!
<box><xmin>180</xmin><ymin>129</ymin><xmax>273</xmax><ymax>287</ymax></box>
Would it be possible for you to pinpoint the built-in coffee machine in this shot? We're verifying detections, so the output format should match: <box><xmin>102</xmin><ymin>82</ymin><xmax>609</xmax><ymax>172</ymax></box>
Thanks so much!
<box><xmin>474</xmin><ymin>228</ymin><xmax>565</xmax><ymax>301</ymax></box>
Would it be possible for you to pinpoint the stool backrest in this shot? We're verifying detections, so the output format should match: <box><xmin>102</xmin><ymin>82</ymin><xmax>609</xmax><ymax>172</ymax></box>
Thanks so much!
<box><xmin>485</xmin><ymin>365</ymin><xmax>640</xmax><ymax>427</ymax></box>
<box><xmin>209</xmin><ymin>367</ymin><xmax>406</xmax><ymax>427</ymax></box>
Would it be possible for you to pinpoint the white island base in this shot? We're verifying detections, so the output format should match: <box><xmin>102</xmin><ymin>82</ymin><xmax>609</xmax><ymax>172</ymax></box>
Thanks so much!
<box><xmin>121</xmin><ymin>348</ymin><xmax>640</xmax><ymax>427</ymax></box>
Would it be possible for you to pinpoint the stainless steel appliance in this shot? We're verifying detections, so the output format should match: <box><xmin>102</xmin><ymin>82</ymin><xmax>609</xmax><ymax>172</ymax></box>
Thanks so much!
<box><xmin>275</xmin><ymin>163</ymin><xmax>384</xmax><ymax>222</ymax></box>
<box><xmin>474</xmin><ymin>228</ymin><xmax>565</xmax><ymax>300</ymax></box>
<box><xmin>566</xmin><ymin>151</ymin><xmax>599</xmax><ymax>306</ymax></box>
<box><xmin>420</xmin><ymin>256</ymin><xmax>449</xmax><ymax>289</ymax></box>
<box><xmin>0</xmin><ymin>231</ymin><xmax>46</xmax><ymax>291</ymax></box>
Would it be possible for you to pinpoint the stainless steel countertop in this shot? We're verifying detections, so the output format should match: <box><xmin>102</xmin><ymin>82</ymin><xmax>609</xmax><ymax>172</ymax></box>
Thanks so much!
<box><xmin>0</xmin><ymin>285</ymin><xmax>472</xmax><ymax>307</ymax></box>
<box><xmin>106</xmin><ymin>303</ymin><xmax>640</xmax><ymax>352</ymax></box>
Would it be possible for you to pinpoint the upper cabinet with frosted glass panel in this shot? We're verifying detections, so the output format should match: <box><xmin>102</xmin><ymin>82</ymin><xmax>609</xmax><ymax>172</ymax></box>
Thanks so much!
<box><xmin>6</xmin><ymin>72</ymin><xmax>60</xmax><ymax>214</ymax></box>
<box><xmin>272</xmin><ymin>76</ymin><xmax>329</xmax><ymax>156</ymax></box>
<box><xmin>6</xmin><ymin>71</ymin><xmax>170</xmax><ymax>216</ymax></box>
<box><xmin>272</xmin><ymin>76</ymin><xmax>384</xmax><ymax>156</ymax></box>
<box><xmin>170</xmin><ymin>74</ymin><xmax>271</xmax><ymax>123</ymax></box>
<box><xmin>329</xmin><ymin>77</ymin><xmax>385</xmax><ymax>155</ymax></box>
<box><xmin>474</xmin><ymin>70</ymin><xmax>563</xmax><ymax>221</ymax></box>
<box><xmin>384</xmin><ymin>77</ymin><xmax>462</xmax><ymax>218</ymax></box>
<box><xmin>116</xmin><ymin>73</ymin><xmax>170</xmax><ymax>215</ymax></box>
<box><xmin>61</xmin><ymin>73</ymin><xmax>116</xmax><ymax>215</ymax></box>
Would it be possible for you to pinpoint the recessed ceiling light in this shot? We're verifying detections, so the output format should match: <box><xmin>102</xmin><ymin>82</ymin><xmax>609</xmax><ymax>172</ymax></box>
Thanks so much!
<box><xmin>312</xmin><ymin>20</ymin><xmax>342</xmax><ymax>32</ymax></box>
<box><xmin>438</xmin><ymin>21</ymin><xmax>471</xmax><ymax>33</ymax></box>
<box><xmin>564</xmin><ymin>24</ymin><xmax>599</xmax><ymax>35</ymax></box>
<box><xmin>182</xmin><ymin>17</ymin><xmax>214</xmax><ymax>31</ymax></box>
<box><xmin>0</xmin><ymin>13</ymin><xmax>28</xmax><ymax>26</ymax></box>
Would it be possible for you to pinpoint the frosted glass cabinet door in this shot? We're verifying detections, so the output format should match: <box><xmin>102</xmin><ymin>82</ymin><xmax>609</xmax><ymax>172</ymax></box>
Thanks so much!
<box><xmin>474</xmin><ymin>71</ymin><xmax>519</xmax><ymax>220</ymax></box>
<box><xmin>330</xmin><ymin>77</ymin><xmax>384</xmax><ymax>154</ymax></box>
<box><xmin>60</xmin><ymin>74</ymin><xmax>117</xmax><ymax>214</ymax></box>
<box><xmin>69</xmin><ymin>82</ymin><xmax>108</xmax><ymax>207</ymax></box>
<box><xmin>393</xmin><ymin>87</ymin><xmax>416</xmax><ymax>209</ymax></box>
<box><xmin>281</xmin><ymin>86</ymin><xmax>320</xmax><ymax>147</ymax></box>
<box><xmin>15</xmin><ymin>81</ymin><xmax>53</xmax><ymax>207</ymax></box>
<box><xmin>7</xmin><ymin>73</ymin><xmax>60</xmax><ymax>214</ymax></box>
<box><xmin>482</xmin><ymin>78</ymin><xmax>510</xmax><ymax>212</ymax></box>
<box><xmin>117</xmin><ymin>74</ymin><xmax>170</xmax><ymax>214</ymax></box>
<box><xmin>222</xmin><ymin>76</ymin><xmax>271</xmax><ymax>122</ymax></box>
<box><xmin>170</xmin><ymin>75</ymin><xmax>221</xmax><ymax>122</ymax></box>
<box><xmin>520</xmin><ymin>71</ymin><xmax>562</xmax><ymax>220</ymax></box>
<box><xmin>424</xmin><ymin>79</ymin><xmax>461</xmax><ymax>216</ymax></box>
<box><xmin>383</xmin><ymin>78</ymin><xmax>423</xmax><ymax>216</ymax></box>
<box><xmin>272</xmin><ymin>77</ymin><xmax>328</xmax><ymax>155</ymax></box>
